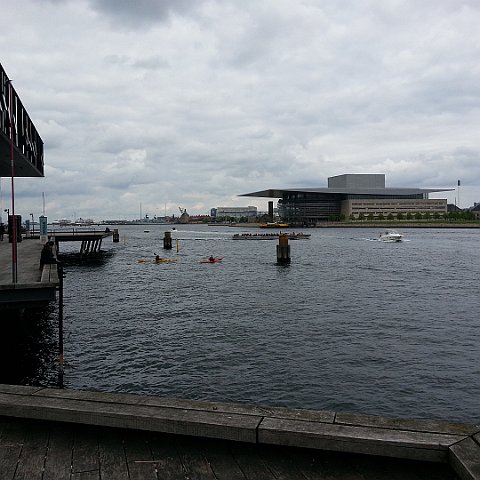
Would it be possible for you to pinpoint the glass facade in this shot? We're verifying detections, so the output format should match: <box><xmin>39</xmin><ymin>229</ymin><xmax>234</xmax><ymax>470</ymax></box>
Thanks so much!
<box><xmin>279</xmin><ymin>193</ymin><xmax>342</xmax><ymax>224</ymax></box>
<box><xmin>278</xmin><ymin>192</ymin><xmax>445</xmax><ymax>224</ymax></box>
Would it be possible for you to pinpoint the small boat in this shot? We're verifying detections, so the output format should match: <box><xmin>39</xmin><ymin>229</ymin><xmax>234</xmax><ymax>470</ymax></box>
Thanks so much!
<box><xmin>379</xmin><ymin>230</ymin><xmax>403</xmax><ymax>242</ymax></box>
<box><xmin>200</xmin><ymin>256</ymin><xmax>224</xmax><ymax>263</ymax></box>
<box><xmin>259</xmin><ymin>222</ymin><xmax>290</xmax><ymax>228</ymax></box>
<box><xmin>144</xmin><ymin>230</ymin><xmax>150</xmax><ymax>233</ymax></box>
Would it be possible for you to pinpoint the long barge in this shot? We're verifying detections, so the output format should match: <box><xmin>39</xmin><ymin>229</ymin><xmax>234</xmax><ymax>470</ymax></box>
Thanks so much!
<box><xmin>233</xmin><ymin>232</ymin><xmax>311</xmax><ymax>240</ymax></box>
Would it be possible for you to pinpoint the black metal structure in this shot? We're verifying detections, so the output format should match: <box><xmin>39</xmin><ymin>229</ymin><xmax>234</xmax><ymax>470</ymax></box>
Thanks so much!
<box><xmin>0</xmin><ymin>63</ymin><xmax>44</xmax><ymax>177</ymax></box>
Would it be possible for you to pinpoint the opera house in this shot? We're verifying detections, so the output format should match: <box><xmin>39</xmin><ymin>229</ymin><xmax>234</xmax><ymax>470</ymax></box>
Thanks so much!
<box><xmin>242</xmin><ymin>174</ymin><xmax>452</xmax><ymax>225</ymax></box>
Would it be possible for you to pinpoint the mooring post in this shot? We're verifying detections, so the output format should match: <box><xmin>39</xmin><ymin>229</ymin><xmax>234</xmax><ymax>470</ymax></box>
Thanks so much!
<box><xmin>113</xmin><ymin>229</ymin><xmax>119</xmax><ymax>242</ymax></box>
<box><xmin>164</xmin><ymin>231</ymin><xmax>172</xmax><ymax>249</ymax></box>
<box><xmin>277</xmin><ymin>234</ymin><xmax>291</xmax><ymax>264</ymax></box>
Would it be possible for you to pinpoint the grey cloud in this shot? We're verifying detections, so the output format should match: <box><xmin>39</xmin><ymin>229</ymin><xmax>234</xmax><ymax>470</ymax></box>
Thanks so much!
<box><xmin>3</xmin><ymin>0</ymin><xmax>480</xmax><ymax>220</ymax></box>
<box><xmin>88</xmin><ymin>0</ymin><xmax>204</xmax><ymax>28</ymax></box>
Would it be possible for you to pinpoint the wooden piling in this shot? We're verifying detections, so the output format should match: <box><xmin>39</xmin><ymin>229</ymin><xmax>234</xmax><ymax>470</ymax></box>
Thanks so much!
<box><xmin>276</xmin><ymin>235</ymin><xmax>290</xmax><ymax>264</ymax></box>
<box><xmin>112</xmin><ymin>229</ymin><xmax>119</xmax><ymax>242</ymax></box>
<box><xmin>164</xmin><ymin>231</ymin><xmax>172</xmax><ymax>249</ymax></box>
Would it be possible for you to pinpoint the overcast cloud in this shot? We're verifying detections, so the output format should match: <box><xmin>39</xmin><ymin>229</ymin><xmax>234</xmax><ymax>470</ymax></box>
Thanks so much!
<box><xmin>1</xmin><ymin>0</ymin><xmax>479</xmax><ymax>220</ymax></box>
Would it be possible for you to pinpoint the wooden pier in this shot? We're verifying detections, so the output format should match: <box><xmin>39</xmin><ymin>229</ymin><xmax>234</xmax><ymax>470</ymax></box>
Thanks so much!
<box><xmin>0</xmin><ymin>238</ymin><xmax>58</xmax><ymax>306</ymax></box>
<box><xmin>48</xmin><ymin>229</ymin><xmax>113</xmax><ymax>256</ymax></box>
<box><xmin>0</xmin><ymin>229</ymin><xmax>114</xmax><ymax>306</ymax></box>
<box><xmin>0</xmin><ymin>384</ymin><xmax>479</xmax><ymax>479</ymax></box>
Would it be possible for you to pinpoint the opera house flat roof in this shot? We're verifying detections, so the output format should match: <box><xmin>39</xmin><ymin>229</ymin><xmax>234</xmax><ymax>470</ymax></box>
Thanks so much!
<box><xmin>241</xmin><ymin>187</ymin><xmax>453</xmax><ymax>198</ymax></box>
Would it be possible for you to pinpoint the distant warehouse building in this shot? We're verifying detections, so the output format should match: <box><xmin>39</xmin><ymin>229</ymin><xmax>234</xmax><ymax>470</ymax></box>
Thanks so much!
<box><xmin>211</xmin><ymin>206</ymin><xmax>258</xmax><ymax>220</ymax></box>
<box><xmin>241</xmin><ymin>174</ymin><xmax>452</xmax><ymax>225</ymax></box>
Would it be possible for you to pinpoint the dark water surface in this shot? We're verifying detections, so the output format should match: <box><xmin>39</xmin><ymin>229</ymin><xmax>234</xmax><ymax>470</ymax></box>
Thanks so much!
<box><xmin>6</xmin><ymin>225</ymin><xmax>480</xmax><ymax>423</ymax></box>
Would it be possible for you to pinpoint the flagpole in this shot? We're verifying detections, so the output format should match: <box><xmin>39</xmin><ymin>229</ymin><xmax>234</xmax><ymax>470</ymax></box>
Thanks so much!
<box><xmin>7</xmin><ymin>78</ymin><xmax>17</xmax><ymax>283</ymax></box>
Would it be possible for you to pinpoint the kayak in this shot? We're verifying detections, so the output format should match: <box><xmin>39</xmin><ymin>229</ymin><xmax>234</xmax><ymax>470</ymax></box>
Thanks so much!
<box><xmin>200</xmin><ymin>256</ymin><xmax>224</xmax><ymax>264</ymax></box>
<box><xmin>138</xmin><ymin>259</ymin><xmax>177</xmax><ymax>263</ymax></box>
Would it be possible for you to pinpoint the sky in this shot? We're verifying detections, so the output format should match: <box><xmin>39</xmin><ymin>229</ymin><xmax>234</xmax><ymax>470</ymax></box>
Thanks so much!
<box><xmin>1</xmin><ymin>0</ymin><xmax>479</xmax><ymax>221</ymax></box>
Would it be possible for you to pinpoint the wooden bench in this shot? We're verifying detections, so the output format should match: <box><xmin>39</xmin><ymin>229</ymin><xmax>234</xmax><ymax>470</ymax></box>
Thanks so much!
<box><xmin>40</xmin><ymin>264</ymin><xmax>59</xmax><ymax>285</ymax></box>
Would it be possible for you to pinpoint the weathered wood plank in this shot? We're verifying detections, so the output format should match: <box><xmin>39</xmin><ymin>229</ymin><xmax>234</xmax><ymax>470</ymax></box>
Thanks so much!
<box><xmin>123</xmin><ymin>431</ymin><xmax>157</xmax><ymax>480</ymax></box>
<box><xmin>230</xmin><ymin>442</ymin><xmax>276</xmax><ymax>480</ymax></box>
<box><xmin>43</xmin><ymin>424</ymin><xmax>73</xmax><ymax>480</ymax></box>
<box><xmin>175</xmin><ymin>435</ymin><xmax>217</xmax><ymax>480</ymax></box>
<box><xmin>258</xmin><ymin>445</ymin><xmax>312</xmax><ymax>480</ymax></box>
<box><xmin>0</xmin><ymin>416</ymin><xmax>26</xmax><ymax>480</ymax></box>
<box><xmin>449</xmin><ymin>437</ymin><xmax>480</xmax><ymax>480</ymax></box>
<box><xmin>198</xmin><ymin>439</ymin><xmax>246</xmax><ymax>480</ymax></box>
<box><xmin>98</xmin><ymin>428</ymin><xmax>129</xmax><ymax>480</ymax></box>
<box><xmin>71</xmin><ymin>471</ymin><xmax>100</xmax><ymax>480</ymax></box>
<box><xmin>30</xmin><ymin>387</ymin><xmax>335</xmax><ymax>422</ymax></box>
<box><xmin>71</xmin><ymin>425</ymin><xmax>99</xmax><ymax>476</ymax></box>
<box><xmin>0</xmin><ymin>392</ymin><xmax>261</xmax><ymax>443</ymax></box>
<box><xmin>352</xmin><ymin>453</ymin><xmax>458</xmax><ymax>480</ymax></box>
<box><xmin>0</xmin><ymin>444</ymin><xmax>21</xmax><ymax>480</ymax></box>
<box><xmin>0</xmin><ymin>385</ymin><xmax>43</xmax><ymax>395</ymax></box>
<box><xmin>13</xmin><ymin>421</ymin><xmax>49</xmax><ymax>480</ymax></box>
<box><xmin>0</xmin><ymin>415</ymin><xmax>464</xmax><ymax>480</ymax></box>
<box><xmin>0</xmin><ymin>416</ymin><xmax>28</xmax><ymax>443</ymax></box>
<box><xmin>336</xmin><ymin>412</ymin><xmax>480</xmax><ymax>436</ymax></box>
<box><xmin>0</xmin><ymin>383</ymin><xmax>44</xmax><ymax>401</ymax></box>
<box><xmin>288</xmin><ymin>448</ymin><xmax>365</xmax><ymax>480</ymax></box>
<box><xmin>0</xmin><ymin>239</ymin><xmax>43</xmax><ymax>286</ymax></box>
<box><xmin>258</xmin><ymin>417</ymin><xmax>465</xmax><ymax>462</ymax></box>
<box><xmin>149</xmin><ymin>433</ymin><xmax>187</xmax><ymax>480</ymax></box>
<box><xmin>0</xmin><ymin>385</ymin><xmax>476</xmax><ymax>479</ymax></box>
<box><xmin>40</xmin><ymin>265</ymin><xmax>51</xmax><ymax>283</ymax></box>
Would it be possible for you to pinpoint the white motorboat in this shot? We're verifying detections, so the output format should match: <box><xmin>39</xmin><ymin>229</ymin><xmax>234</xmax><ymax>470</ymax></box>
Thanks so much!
<box><xmin>379</xmin><ymin>230</ymin><xmax>403</xmax><ymax>242</ymax></box>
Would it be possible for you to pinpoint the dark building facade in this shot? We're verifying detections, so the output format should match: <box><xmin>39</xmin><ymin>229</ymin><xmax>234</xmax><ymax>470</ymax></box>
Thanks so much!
<box><xmin>0</xmin><ymin>62</ymin><xmax>44</xmax><ymax>178</ymax></box>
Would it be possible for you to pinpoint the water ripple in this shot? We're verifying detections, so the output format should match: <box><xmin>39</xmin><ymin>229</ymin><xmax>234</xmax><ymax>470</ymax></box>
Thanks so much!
<box><xmin>56</xmin><ymin>226</ymin><xmax>480</xmax><ymax>423</ymax></box>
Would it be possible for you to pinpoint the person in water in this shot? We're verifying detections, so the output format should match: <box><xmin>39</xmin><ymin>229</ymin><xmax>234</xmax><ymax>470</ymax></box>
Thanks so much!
<box><xmin>155</xmin><ymin>255</ymin><xmax>161</xmax><ymax>262</ymax></box>
<box><xmin>209</xmin><ymin>256</ymin><xmax>215</xmax><ymax>262</ymax></box>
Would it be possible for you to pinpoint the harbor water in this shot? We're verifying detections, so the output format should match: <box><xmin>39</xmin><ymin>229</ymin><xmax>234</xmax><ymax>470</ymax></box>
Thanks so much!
<box><xmin>3</xmin><ymin>225</ymin><xmax>480</xmax><ymax>423</ymax></box>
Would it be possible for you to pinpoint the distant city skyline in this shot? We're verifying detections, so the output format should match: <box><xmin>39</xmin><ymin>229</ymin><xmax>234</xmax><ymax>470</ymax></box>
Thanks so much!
<box><xmin>1</xmin><ymin>0</ymin><xmax>479</xmax><ymax>221</ymax></box>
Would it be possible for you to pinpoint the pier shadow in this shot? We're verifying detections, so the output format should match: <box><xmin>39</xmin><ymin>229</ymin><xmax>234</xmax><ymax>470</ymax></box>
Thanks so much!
<box><xmin>58</xmin><ymin>250</ymin><xmax>115</xmax><ymax>267</ymax></box>
<box><xmin>0</xmin><ymin>305</ymin><xmax>60</xmax><ymax>387</ymax></box>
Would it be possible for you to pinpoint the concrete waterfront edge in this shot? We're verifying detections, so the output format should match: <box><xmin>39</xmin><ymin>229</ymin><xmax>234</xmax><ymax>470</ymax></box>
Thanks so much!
<box><xmin>0</xmin><ymin>384</ymin><xmax>479</xmax><ymax>479</ymax></box>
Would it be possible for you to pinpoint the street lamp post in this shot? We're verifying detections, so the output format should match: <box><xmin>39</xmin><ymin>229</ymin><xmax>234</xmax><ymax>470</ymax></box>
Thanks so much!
<box><xmin>30</xmin><ymin>213</ymin><xmax>34</xmax><ymax>237</ymax></box>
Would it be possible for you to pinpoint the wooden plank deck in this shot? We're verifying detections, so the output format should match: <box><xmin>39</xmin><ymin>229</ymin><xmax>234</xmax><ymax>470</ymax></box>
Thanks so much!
<box><xmin>0</xmin><ymin>416</ymin><xmax>460</xmax><ymax>480</ymax></box>
<box><xmin>0</xmin><ymin>385</ymin><xmax>479</xmax><ymax>479</ymax></box>
<box><xmin>0</xmin><ymin>238</ymin><xmax>43</xmax><ymax>285</ymax></box>
<box><xmin>0</xmin><ymin>238</ymin><xmax>58</xmax><ymax>306</ymax></box>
